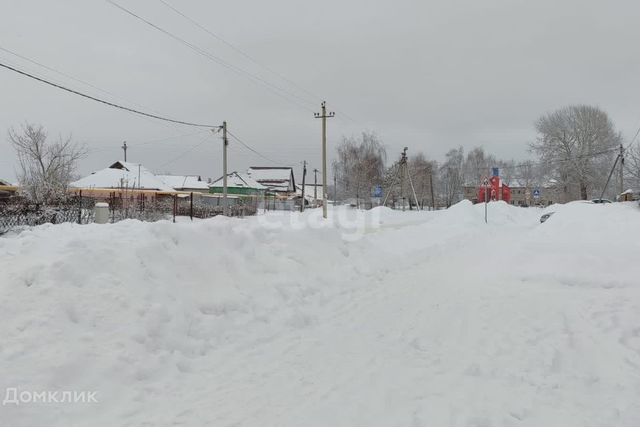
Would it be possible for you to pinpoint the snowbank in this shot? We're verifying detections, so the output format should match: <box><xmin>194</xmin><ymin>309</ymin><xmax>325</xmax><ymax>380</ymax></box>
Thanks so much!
<box><xmin>1</xmin><ymin>202</ymin><xmax>639</xmax><ymax>426</ymax></box>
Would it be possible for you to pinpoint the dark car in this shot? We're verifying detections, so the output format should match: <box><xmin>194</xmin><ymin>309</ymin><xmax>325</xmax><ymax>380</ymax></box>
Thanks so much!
<box><xmin>540</xmin><ymin>212</ymin><xmax>555</xmax><ymax>223</ymax></box>
<box><xmin>591</xmin><ymin>198</ymin><xmax>612</xmax><ymax>204</ymax></box>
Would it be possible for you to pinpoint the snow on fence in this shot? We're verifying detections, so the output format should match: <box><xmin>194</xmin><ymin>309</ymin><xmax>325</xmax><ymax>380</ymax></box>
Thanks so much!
<box><xmin>0</xmin><ymin>192</ymin><xmax>256</xmax><ymax>234</ymax></box>
<box><xmin>0</xmin><ymin>196</ymin><xmax>94</xmax><ymax>234</ymax></box>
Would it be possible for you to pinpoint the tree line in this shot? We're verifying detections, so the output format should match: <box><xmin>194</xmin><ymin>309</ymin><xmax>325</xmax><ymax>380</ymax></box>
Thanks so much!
<box><xmin>332</xmin><ymin>105</ymin><xmax>634</xmax><ymax>207</ymax></box>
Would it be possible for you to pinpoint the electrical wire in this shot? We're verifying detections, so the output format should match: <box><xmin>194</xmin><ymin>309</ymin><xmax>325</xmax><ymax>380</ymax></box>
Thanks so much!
<box><xmin>0</xmin><ymin>46</ymin><xmax>115</xmax><ymax>100</ymax></box>
<box><xmin>156</xmin><ymin>135</ymin><xmax>212</xmax><ymax>169</ymax></box>
<box><xmin>86</xmin><ymin>131</ymin><xmax>210</xmax><ymax>155</ymax></box>
<box><xmin>0</xmin><ymin>45</ymin><xmax>206</xmax><ymax>138</ymax></box>
<box><xmin>153</xmin><ymin>0</ymin><xmax>360</xmax><ymax>124</ymax></box>
<box><xmin>156</xmin><ymin>0</ymin><xmax>321</xmax><ymax>104</ymax></box>
<box><xmin>465</xmin><ymin>146</ymin><xmax>620</xmax><ymax>173</ymax></box>
<box><xmin>0</xmin><ymin>60</ymin><xmax>221</xmax><ymax>128</ymax></box>
<box><xmin>626</xmin><ymin>129</ymin><xmax>640</xmax><ymax>150</ymax></box>
<box><xmin>226</xmin><ymin>131</ymin><xmax>283</xmax><ymax>165</ymax></box>
<box><xmin>107</xmin><ymin>0</ymin><xmax>316</xmax><ymax>113</ymax></box>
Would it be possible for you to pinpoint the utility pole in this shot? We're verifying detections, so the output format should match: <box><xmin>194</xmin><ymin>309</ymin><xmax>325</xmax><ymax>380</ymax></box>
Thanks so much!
<box><xmin>382</xmin><ymin>147</ymin><xmax>420</xmax><ymax>210</ymax></box>
<box><xmin>483</xmin><ymin>178</ymin><xmax>489</xmax><ymax>223</ymax></box>
<box><xmin>121</xmin><ymin>141</ymin><xmax>128</xmax><ymax>162</ymax></box>
<box><xmin>600</xmin><ymin>152</ymin><xmax>621</xmax><ymax>202</ymax></box>
<box><xmin>334</xmin><ymin>174</ymin><xmax>337</xmax><ymax>205</ymax></box>
<box><xmin>619</xmin><ymin>143</ymin><xmax>625</xmax><ymax>196</ymax></box>
<box><xmin>300</xmin><ymin>160</ymin><xmax>307</xmax><ymax>212</ymax></box>
<box><xmin>429</xmin><ymin>167</ymin><xmax>436</xmax><ymax>211</ymax></box>
<box><xmin>313</xmin><ymin>168</ymin><xmax>319</xmax><ymax>203</ymax></box>
<box><xmin>222</xmin><ymin>121</ymin><xmax>228</xmax><ymax>216</ymax></box>
<box><xmin>314</xmin><ymin>101</ymin><xmax>334</xmax><ymax>219</ymax></box>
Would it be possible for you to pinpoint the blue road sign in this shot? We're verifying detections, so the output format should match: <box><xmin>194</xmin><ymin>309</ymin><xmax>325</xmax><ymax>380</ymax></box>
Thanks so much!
<box><xmin>373</xmin><ymin>185</ymin><xmax>383</xmax><ymax>198</ymax></box>
<box><xmin>533</xmin><ymin>189</ymin><xmax>540</xmax><ymax>198</ymax></box>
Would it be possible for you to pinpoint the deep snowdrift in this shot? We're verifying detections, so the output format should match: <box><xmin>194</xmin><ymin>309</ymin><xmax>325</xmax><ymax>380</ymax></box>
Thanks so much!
<box><xmin>1</xmin><ymin>201</ymin><xmax>639</xmax><ymax>426</ymax></box>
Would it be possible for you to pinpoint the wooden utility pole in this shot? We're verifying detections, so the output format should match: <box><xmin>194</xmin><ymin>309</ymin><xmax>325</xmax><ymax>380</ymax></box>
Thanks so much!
<box><xmin>314</xmin><ymin>102</ymin><xmax>334</xmax><ymax>219</ymax></box>
<box><xmin>222</xmin><ymin>121</ymin><xmax>228</xmax><ymax>216</ymax></box>
<box><xmin>429</xmin><ymin>167</ymin><xmax>436</xmax><ymax>210</ymax></box>
<box><xmin>121</xmin><ymin>141</ymin><xmax>128</xmax><ymax>162</ymax></box>
<box><xmin>383</xmin><ymin>147</ymin><xmax>420</xmax><ymax>210</ymax></box>
<box><xmin>619</xmin><ymin>144</ymin><xmax>625</xmax><ymax>196</ymax></box>
<box><xmin>300</xmin><ymin>160</ymin><xmax>307</xmax><ymax>212</ymax></box>
<box><xmin>313</xmin><ymin>168</ymin><xmax>319</xmax><ymax>203</ymax></box>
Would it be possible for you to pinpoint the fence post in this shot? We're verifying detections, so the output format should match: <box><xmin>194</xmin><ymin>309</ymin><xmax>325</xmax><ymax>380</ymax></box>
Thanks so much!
<box><xmin>111</xmin><ymin>192</ymin><xmax>115</xmax><ymax>223</ymax></box>
<box><xmin>173</xmin><ymin>194</ymin><xmax>177</xmax><ymax>223</ymax></box>
<box><xmin>190</xmin><ymin>192</ymin><xmax>193</xmax><ymax>221</ymax></box>
<box><xmin>78</xmin><ymin>190</ymin><xmax>82</xmax><ymax>224</ymax></box>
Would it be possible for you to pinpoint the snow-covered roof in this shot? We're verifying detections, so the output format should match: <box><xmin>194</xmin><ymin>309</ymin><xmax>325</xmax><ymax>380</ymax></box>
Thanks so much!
<box><xmin>210</xmin><ymin>172</ymin><xmax>267</xmax><ymax>190</ymax></box>
<box><xmin>71</xmin><ymin>161</ymin><xmax>174</xmax><ymax>191</ymax></box>
<box><xmin>247</xmin><ymin>167</ymin><xmax>292</xmax><ymax>182</ymax></box>
<box><xmin>506</xmin><ymin>179</ymin><xmax>527</xmax><ymax>188</ymax></box>
<box><xmin>0</xmin><ymin>178</ymin><xmax>12</xmax><ymax>186</ymax></box>
<box><xmin>247</xmin><ymin>167</ymin><xmax>295</xmax><ymax>192</ymax></box>
<box><xmin>296</xmin><ymin>184</ymin><xmax>324</xmax><ymax>200</ymax></box>
<box><xmin>157</xmin><ymin>175</ymin><xmax>209</xmax><ymax>190</ymax></box>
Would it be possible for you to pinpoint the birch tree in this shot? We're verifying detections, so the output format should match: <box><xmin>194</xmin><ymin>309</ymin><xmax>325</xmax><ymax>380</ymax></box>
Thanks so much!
<box><xmin>333</xmin><ymin>131</ymin><xmax>386</xmax><ymax>205</ymax></box>
<box><xmin>438</xmin><ymin>147</ymin><xmax>464</xmax><ymax>207</ymax></box>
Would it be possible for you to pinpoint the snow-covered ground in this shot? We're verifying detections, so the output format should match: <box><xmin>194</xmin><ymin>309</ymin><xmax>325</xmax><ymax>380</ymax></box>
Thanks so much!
<box><xmin>1</xmin><ymin>201</ymin><xmax>639</xmax><ymax>426</ymax></box>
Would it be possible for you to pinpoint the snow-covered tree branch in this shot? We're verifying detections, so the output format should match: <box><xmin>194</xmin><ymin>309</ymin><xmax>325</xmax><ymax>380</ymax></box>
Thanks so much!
<box><xmin>8</xmin><ymin>123</ymin><xmax>86</xmax><ymax>205</ymax></box>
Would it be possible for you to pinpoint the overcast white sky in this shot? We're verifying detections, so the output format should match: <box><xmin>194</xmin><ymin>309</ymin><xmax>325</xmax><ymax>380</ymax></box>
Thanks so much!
<box><xmin>2</xmin><ymin>0</ymin><xmax>640</xmax><ymax>183</ymax></box>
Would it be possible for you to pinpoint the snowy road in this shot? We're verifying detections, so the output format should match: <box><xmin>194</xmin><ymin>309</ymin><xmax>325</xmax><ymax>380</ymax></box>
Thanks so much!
<box><xmin>1</xmin><ymin>201</ymin><xmax>639</xmax><ymax>426</ymax></box>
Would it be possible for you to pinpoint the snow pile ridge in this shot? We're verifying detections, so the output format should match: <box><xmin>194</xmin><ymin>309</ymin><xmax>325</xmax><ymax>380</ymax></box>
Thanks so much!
<box><xmin>1</xmin><ymin>203</ymin><xmax>640</xmax><ymax>426</ymax></box>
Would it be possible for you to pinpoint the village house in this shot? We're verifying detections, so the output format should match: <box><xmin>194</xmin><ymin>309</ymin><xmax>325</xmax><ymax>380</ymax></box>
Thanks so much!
<box><xmin>247</xmin><ymin>167</ymin><xmax>296</xmax><ymax>195</ymax></box>
<box><xmin>0</xmin><ymin>178</ymin><xmax>17</xmax><ymax>199</ymax></box>
<box><xmin>71</xmin><ymin>161</ymin><xmax>174</xmax><ymax>192</ymax></box>
<box><xmin>209</xmin><ymin>171</ymin><xmax>266</xmax><ymax>196</ymax></box>
<box><xmin>463</xmin><ymin>178</ymin><xmax>559</xmax><ymax>206</ymax></box>
<box><xmin>157</xmin><ymin>175</ymin><xmax>209</xmax><ymax>193</ymax></box>
<box><xmin>296</xmin><ymin>183</ymin><xmax>324</xmax><ymax>205</ymax></box>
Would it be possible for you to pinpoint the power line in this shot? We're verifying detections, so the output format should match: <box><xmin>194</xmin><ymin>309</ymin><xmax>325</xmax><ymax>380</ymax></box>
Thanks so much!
<box><xmin>155</xmin><ymin>0</ymin><xmax>359</xmax><ymax>124</ymax></box>
<box><xmin>156</xmin><ymin>0</ymin><xmax>322</xmax><ymax>104</ymax></box>
<box><xmin>0</xmin><ymin>46</ymin><xmax>115</xmax><ymax>99</ymax></box>
<box><xmin>0</xmin><ymin>45</ymin><xmax>202</xmax><ymax>137</ymax></box>
<box><xmin>465</xmin><ymin>146</ymin><xmax>620</xmax><ymax>173</ymax></box>
<box><xmin>227</xmin><ymin>131</ymin><xmax>281</xmax><ymax>165</ymax></box>
<box><xmin>625</xmin><ymin>125</ymin><xmax>640</xmax><ymax>150</ymax></box>
<box><xmin>86</xmin><ymin>131</ymin><xmax>210</xmax><ymax>155</ymax></box>
<box><xmin>0</xmin><ymin>60</ymin><xmax>220</xmax><ymax>128</ymax></box>
<box><xmin>107</xmin><ymin>0</ymin><xmax>316</xmax><ymax>113</ymax></box>
<box><xmin>226</xmin><ymin>131</ymin><xmax>290</xmax><ymax>166</ymax></box>
<box><xmin>156</xmin><ymin>135</ymin><xmax>212</xmax><ymax>169</ymax></box>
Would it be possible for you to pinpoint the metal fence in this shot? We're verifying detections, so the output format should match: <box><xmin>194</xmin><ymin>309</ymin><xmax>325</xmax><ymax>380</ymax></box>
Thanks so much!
<box><xmin>0</xmin><ymin>192</ymin><xmax>256</xmax><ymax>235</ymax></box>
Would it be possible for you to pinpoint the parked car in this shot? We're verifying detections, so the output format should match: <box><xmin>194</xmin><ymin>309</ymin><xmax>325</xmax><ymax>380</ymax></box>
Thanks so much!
<box><xmin>540</xmin><ymin>212</ymin><xmax>555</xmax><ymax>223</ymax></box>
<box><xmin>591</xmin><ymin>198</ymin><xmax>612</xmax><ymax>204</ymax></box>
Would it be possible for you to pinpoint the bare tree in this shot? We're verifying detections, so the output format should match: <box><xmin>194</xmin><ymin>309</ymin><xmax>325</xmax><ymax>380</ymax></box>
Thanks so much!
<box><xmin>438</xmin><ymin>146</ymin><xmax>464</xmax><ymax>207</ymax></box>
<box><xmin>409</xmin><ymin>152</ymin><xmax>437</xmax><ymax>209</ymax></box>
<box><xmin>515</xmin><ymin>160</ymin><xmax>537</xmax><ymax>188</ymax></box>
<box><xmin>531</xmin><ymin>105</ymin><xmax>621</xmax><ymax>200</ymax></box>
<box><xmin>625</xmin><ymin>143</ymin><xmax>640</xmax><ymax>190</ymax></box>
<box><xmin>333</xmin><ymin>131</ymin><xmax>386</xmax><ymax>206</ymax></box>
<box><xmin>463</xmin><ymin>147</ymin><xmax>497</xmax><ymax>186</ymax></box>
<box><xmin>9</xmin><ymin>123</ymin><xmax>86</xmax><ymax>205</ymax></box>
